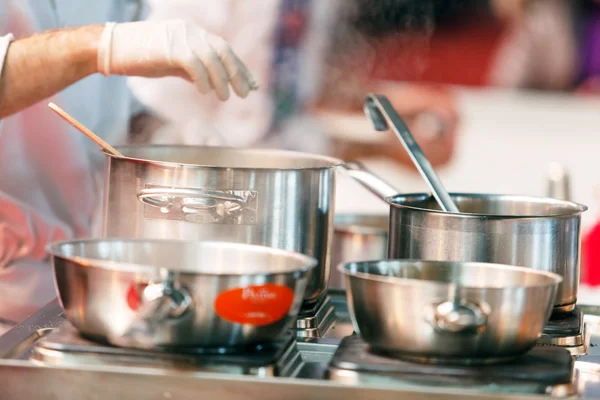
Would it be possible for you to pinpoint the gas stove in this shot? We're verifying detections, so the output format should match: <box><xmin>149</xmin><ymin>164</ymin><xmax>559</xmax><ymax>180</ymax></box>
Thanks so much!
<box><xmin>5</xmin><ymin>299</ymin><xmax>600</xmax><ymax>399</ymax></box>
<box><xmin>30</xmin><ymin>321</ymin><xmax>303</xmax><ymax>378</ymax></box>
<box><xmin>294</xmin><ymin>295</ymin><xmax>337</xmax><ymax>338</ymax></box>
<box><xmin>327</xmin><ymin>335</ymin><xmax>576</xmax><ymax>396</ymax></box>
<box><xmin>538</xmin><ymin>307</ymin><xmax>588</xmax><ymax>355</ymax></box>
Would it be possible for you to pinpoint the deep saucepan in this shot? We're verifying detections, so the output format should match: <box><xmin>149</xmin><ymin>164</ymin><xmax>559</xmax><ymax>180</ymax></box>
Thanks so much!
<box><xmin>340</xmin><ymin>260</ymin><xmax>562</xmax><ymax>364</ymax></box>
<box><xmin>47</xmin><ymin>239</ymin><xmax>316</xmax><ymax>350</ymax></box>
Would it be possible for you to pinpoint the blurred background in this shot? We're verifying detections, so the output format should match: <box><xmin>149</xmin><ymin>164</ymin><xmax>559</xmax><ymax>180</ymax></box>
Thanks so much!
<box><xmin>123</xmin><ymin>0</ymin><xmax>600</xmax><ymax>283</ymax></box>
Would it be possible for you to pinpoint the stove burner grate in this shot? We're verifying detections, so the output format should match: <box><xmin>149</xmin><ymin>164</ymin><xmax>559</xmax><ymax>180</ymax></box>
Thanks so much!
<box><xmin>539</xmin><ymin>306</ymin><xmax>586</xmax><ymax>351</ymax></box>
<box><xmin>30</xmin><ymin>322</ymin><xmax>303</xmax><ymax>377</ymax></box>
<box><xmin>327</xmin><ymin>335</ymin><xmax>574</xmax><ymax>394</ymax></box>
<box><xmin>295</xmin><ymin>295</ymin><xmax>336</xmax><ymax>338</ymax></box>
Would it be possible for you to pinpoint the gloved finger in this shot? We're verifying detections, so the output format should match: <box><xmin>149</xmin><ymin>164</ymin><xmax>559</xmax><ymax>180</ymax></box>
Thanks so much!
<box><xmin>183</xmin><ymin>55</ymin><xmax>211</xmax><ymax>94</ymax></box>
<box><xmin>231</xmin><ymin>51</ymin><xmax>259</xmax><ymax>91</ymax></box>
<box><xmin>206</xmin><ymin>34</ymin><xmax>251</xmax><ymax>98</ymax></box>
<box><xmin>195</xmin><ymin>33</ymin><xmax>230</xmax><ymax>101</ymax></box>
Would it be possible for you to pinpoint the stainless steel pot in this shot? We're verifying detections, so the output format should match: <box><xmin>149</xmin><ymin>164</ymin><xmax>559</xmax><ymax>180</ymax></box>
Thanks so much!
<box><xmin>102</xmin><ymin>145</ymin><xmax>342</xmax><ymax>306</ymax></box>
<box><xmin>329</xmin><ymin>214</ymin><xmax>388</xmax><ymax>290</ymax></box>
<box><xmin>340</xmin><ymin>260</ymin><xmax>562</xmax><ymax>364</ymax></box>
<box><xmin>385</xmin><ymin>193</ymin><xmax>586</xmax><ymax>314</ymax></box>
<box><xmin>47</xmin><ymin>239</ymin><xmax>317</xmax><ymax>350</ymax></box>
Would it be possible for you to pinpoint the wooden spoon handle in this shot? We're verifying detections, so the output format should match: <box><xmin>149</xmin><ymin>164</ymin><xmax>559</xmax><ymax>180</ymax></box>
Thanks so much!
<box><xmin>48</xmin><ymin>102</ymin><xmax>124</xmax><ymax>157</ymax></box>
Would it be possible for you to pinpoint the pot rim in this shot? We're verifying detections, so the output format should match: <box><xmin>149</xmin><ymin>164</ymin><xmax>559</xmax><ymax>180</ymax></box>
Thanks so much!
<box><xmin>334</xmin><ymin>214</ymin><xmax>389</xmax><ymax>235</ymax></box>
<box><xmin>47</xmin><ymin>238</ymin><xmax>318</xmax><ymax>277</ymax></box>
<box><xmin>104</xmin><ymin>145</ymin><xmax>344</xmax><ymax>172</ymax></box>
<box><xmin>338</xmin><ymin>259</ymin><xmax>564</xmax><ymax>290</ymax></box>
<box><xmin>385</xmin><ymin>192</ymin><xmax>588</xmax><ymax>219</ymax></box>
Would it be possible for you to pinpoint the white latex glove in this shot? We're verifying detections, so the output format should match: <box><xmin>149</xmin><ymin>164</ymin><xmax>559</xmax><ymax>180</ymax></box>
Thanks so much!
<box><xmin>97</xmin><ymin>20</ymin><xmax>259</xmax><ymax>101</ymax></box>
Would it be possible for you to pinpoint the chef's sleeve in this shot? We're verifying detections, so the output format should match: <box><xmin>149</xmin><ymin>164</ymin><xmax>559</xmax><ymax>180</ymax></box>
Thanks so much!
<box><xmin>0</xmin><ymin>33</ymin><xmax>14</xmax><ymax>133</ymax></box>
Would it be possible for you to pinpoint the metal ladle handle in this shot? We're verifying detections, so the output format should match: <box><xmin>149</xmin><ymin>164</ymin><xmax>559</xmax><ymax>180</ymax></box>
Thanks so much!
<box><xmin>363</xmin><ymin>94</ymin><xmax>459</xmax><ymax>213</ymax></box>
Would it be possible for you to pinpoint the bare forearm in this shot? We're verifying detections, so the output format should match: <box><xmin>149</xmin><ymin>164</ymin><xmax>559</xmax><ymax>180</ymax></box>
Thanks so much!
<box><xmin>0</xmin><ymin>25</ymin><xmax>103</xmax><ymax>119</ymax></box>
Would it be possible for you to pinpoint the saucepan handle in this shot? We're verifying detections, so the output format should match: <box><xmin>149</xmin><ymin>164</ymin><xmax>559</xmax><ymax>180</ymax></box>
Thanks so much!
<box><xmin>340</xmin><ymin>161</ymin><xmax>400</xmax><ymax>200</ymax></box>
<box><xmin>425</xmin><ymin>300</ymin><xmax>490</xmax><ymax>334</ymax></box>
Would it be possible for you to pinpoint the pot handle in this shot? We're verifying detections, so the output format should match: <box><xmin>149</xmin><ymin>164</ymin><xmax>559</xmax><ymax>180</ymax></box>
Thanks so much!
<box><xmin>138</xmin><ymin>281</ymin><xmax>192</xmax><ymax>323</ymax></box>
<box><xmin>426</xmin><ymin>300</ymin><xmax>490</xmax><ymax>334</ymax></box>
<box><xmin>110</xmin><ymin>274</ymin><xmax>192</xmax><ymax>348</ymax></box>
<box><xmin>137</xmin><ymin>187</ymin><xmax>246</xmax><ymax>212</ymax></box>
<box><xmin>340</xmin><ymin>161</ymin><xmax>400</xmax><ymax>200</ymax></box>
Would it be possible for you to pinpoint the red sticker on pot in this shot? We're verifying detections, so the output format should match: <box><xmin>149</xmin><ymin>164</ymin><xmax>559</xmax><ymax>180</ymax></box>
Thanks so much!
<box><xmin>214</xmin><ymin>284</ymin><xmax>295</xmax><ymax>326</ymax></box>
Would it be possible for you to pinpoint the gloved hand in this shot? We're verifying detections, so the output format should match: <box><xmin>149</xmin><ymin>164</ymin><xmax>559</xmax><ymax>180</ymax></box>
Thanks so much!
<box><xmin>97</xmin><ymin>20</ymin><xmax>259</xmax><ymax>101</ymax></box>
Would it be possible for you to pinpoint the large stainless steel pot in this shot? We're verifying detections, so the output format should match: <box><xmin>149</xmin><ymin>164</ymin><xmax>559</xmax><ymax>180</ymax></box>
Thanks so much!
<box><xmin>47</xmin><ymin>239</ymin><xmax>316</xmax><ymax>350</ymax></box>
<box><xmin>102</xmin><ymin>145</ymin><xmax>343</xmax><ymax>306</ymax></box>
<box><xmin>340</xmin><ymin>260</ymin><xmax>562</xmax><ymax>364</ymax></box>
<box><xmin>329</xmin><ymin>214</ymin><xmax>388</xmax><ymax>290</ymax></box>
<box><xmin>384</xmin><ymin>193</ymin><xmax>586</xmax><ymax>314</ymax></box>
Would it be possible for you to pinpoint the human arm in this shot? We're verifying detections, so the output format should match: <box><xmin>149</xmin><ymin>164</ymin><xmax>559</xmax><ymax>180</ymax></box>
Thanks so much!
<box><xmin>0</xmin><ymin>26</ymin><xmax>102</xmax><ymax>119</ymax></box>
<box><xmin>0</xmin><ymin>20</ymin><xmax>258</xmax><ymax>119</ymax></box>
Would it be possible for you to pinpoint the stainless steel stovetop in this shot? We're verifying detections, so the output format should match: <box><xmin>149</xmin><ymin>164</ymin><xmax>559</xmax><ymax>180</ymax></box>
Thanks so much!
<box><xmin>2</xmin><ymin>293</ymin><xmax>600</xmax><ymax>400</ymax></box>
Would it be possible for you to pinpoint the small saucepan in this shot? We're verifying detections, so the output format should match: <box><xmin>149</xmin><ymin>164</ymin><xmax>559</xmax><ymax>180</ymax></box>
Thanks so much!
<box><xmin>340</xmin><ymin>260</ymin><xmax>562</xmax><ymax>365</ymax></box>
<box><xmin>47</xmin><ymin>239</ymin><xmax>317</xmax><ymax>351</ymax></box>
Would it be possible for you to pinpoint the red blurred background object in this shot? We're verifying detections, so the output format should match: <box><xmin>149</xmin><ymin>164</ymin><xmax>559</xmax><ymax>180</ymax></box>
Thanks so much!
<box><xmin>582</xmin><ymin>221</ymin><xmax>600</xmax><ymax>285</ymax></box>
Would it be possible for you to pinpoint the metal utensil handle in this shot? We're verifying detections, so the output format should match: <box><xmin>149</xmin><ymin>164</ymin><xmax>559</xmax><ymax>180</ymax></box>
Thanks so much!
<box><xmin>137</xmin><ymin>187</ymin><xmax>245</xmax><ymax>209</ymax></box>
<box><xmin>365</xmin><ymin>94</ymin><xmax>459</xmax><ymax>213</ymax></box>
<box><xmin>140</xmin><ymin>282</ymin><xmax>192</xmax><ymax>322</ymax></box>
<box><xmin>111</xmin><ymin>280</ymin><xmax>192</xmax><ymax>349</ymax></box>
<box><xmin>427</xmin><ymin>300</ymin><xmax>489</xmax><ymax>334</ymax></box>
<box><xmin>340</xmin><ymin>161</ymin><xmax>400</xmax><ymax>200</ymax></box>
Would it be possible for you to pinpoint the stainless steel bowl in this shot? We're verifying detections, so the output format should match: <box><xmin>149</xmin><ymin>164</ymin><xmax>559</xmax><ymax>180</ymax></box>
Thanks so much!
<box><xmin>340</xmin><ymin>260</ymin><xmax>562</xmax><ymax>364</ymax></box>
<box><xmin>329</xmin><ymin>214</ymin><xmax>388</xmax><ymax>290</ymax></box>
<box><xmin>48</xmin><ymin>239</ymin><xmax>317</xmax><ymax>350</ymax></box>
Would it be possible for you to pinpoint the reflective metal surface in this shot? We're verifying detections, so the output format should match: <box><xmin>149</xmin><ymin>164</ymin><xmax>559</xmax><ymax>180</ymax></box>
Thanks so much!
<box><xmin>328</xmin><ymin>335</ymin><xmax>576</xmax><ymax>396</ymax></box>
<box><xmin>30</xmin><ymin>322</ymin><xmax>304</xmax><ymax>378</ymax></box>
<box><xmin>341</xmin><ymin>260</ymin><xmax>562</xmax><ymax>363</ymax></box>
<box><xmin>386</xmin><ymin>193</ymin><xmax>586</xmax><ymax>313</ymax></box>
<box><xmin>5</xmin><ymin>299</ymin><xmax>600</xmax><ymax>399</ymax></box>
<box><xmin>295</xmin><ymin>296</ymin><xmax>337</xmax><ymax>338</ymax></box>
<box><xmin>102</xmin><ymin>145</ymin><xmax>342</xmax><ymax>306</ymax></box>
<box><xmin>329</xmin><ymin>214</ymin><xmax>388</xmax><ymax>290</ymax></box>
<box><xmin>47</xmin><ymin>239</ymin><xmax>316</xmax><ymax>349</ymax></box>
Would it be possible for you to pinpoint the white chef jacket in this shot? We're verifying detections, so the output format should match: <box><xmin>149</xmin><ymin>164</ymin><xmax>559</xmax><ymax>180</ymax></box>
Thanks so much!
<box><xmin>0</xmin><ymin>0</ymin><xmax>146</xmax><ymax>323</ymax></box>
